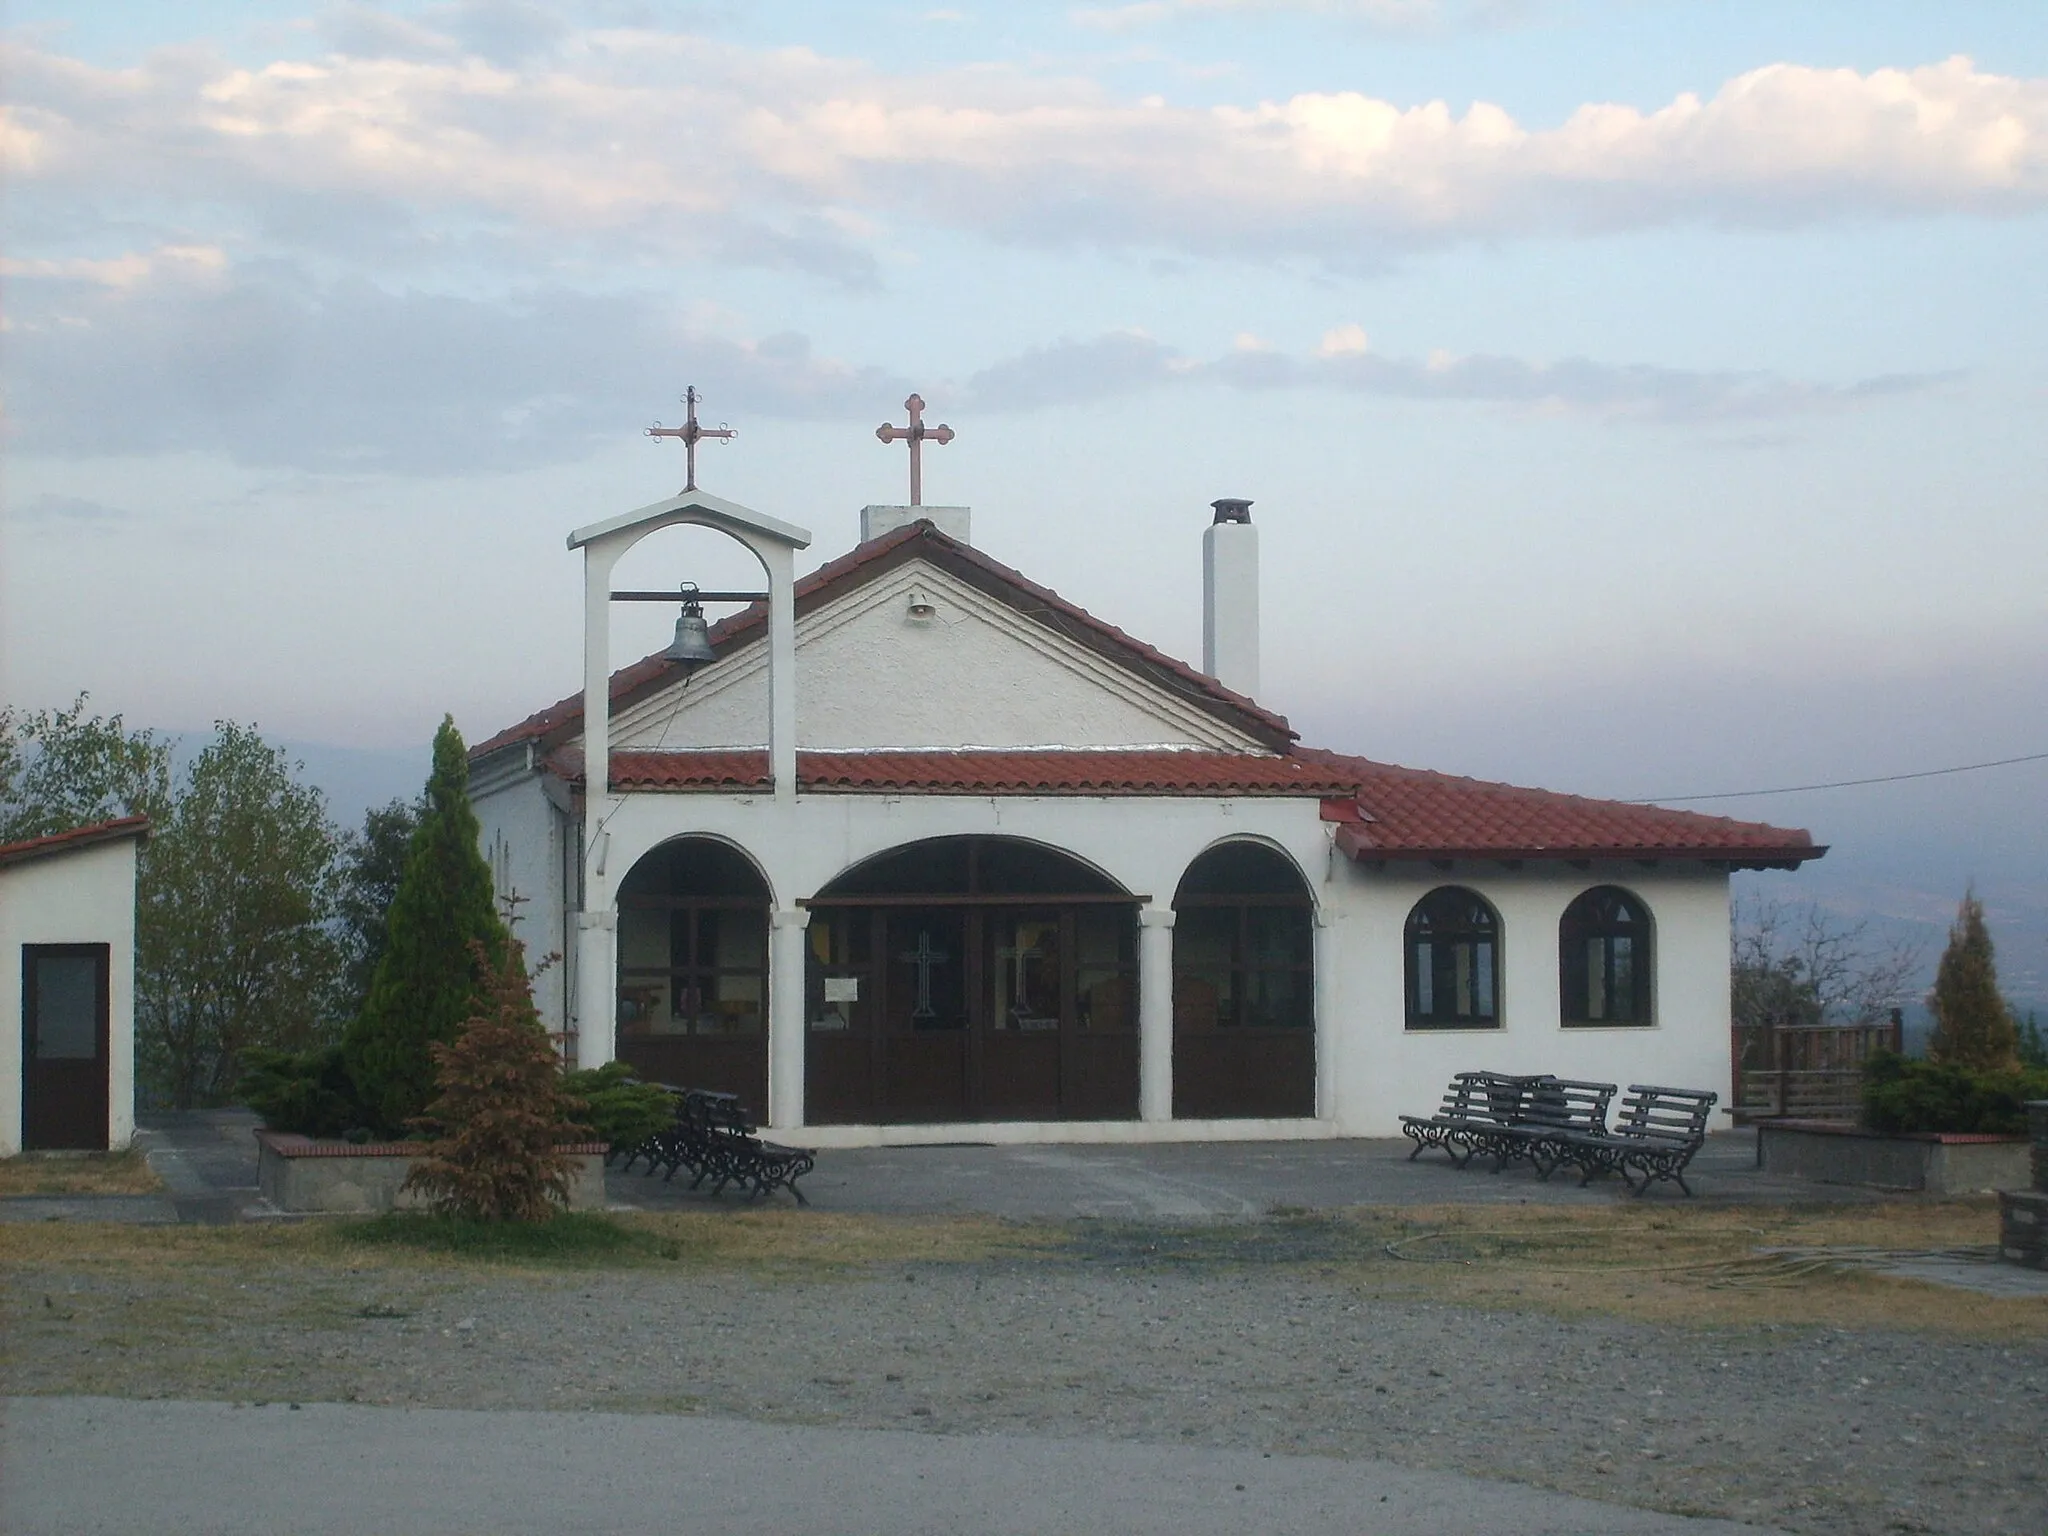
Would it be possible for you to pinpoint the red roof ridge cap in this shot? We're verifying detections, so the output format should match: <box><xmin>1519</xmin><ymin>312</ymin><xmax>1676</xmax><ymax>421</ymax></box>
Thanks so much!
<box><xmin>0</xmin><ymin>814</ymin><xmax>153</xmax><ymax>867</ymax></box>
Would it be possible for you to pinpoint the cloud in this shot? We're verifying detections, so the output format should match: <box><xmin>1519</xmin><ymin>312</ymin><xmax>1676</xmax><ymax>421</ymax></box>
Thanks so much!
<box><xmin>1072</xmin><ymin>0</ymin><xmax>1465</xmax><ymax>35</ymax></box>
<box><xmin>3</xmin><ymin>255</ymin><xmax>908</xmax><ymax>475</ymax></box>
<box><xmin>958</xmin><ymin>329</ymin><xmax>1958</xmax><ymax>423</ymax></box>
<box><xmin>4</xmin><ymin>35</ymin><xmax>2042</xmax><ymax>275</ymax></box>
<box><xmin>2</xmin><ymin>236</ymin><xmax>1955</xmax><ymax>476</ymax></box>
<box><xmin>8</xmin><ymin>492</ymin><xmax>136</xmax><ymax>523</ymax></box>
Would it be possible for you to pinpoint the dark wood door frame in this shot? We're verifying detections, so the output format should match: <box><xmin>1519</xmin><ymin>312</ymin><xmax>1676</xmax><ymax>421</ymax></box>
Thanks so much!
<box><xmin>807</xmin><ymin>901</ymin><xmax>1140</xmax><ymax>1124</ymax></box>
<box><xmin>22</xmin><ymin>942</ymin><xmax>112</xmax><ymax>1151</ymax></box>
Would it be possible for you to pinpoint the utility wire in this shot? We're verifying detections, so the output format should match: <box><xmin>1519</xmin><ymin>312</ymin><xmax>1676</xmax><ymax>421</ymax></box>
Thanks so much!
<box><xmin>1629</xmin><ymin>750</ymin><xmax>2048</xmax><ymax>805</ymax></box>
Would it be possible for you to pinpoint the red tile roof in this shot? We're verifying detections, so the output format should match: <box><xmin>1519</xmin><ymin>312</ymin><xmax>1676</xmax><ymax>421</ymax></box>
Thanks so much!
<box><xmin>563</xmin><ymin>749</ymin><xmax>1368</xmax><ymax>797</ymax></box>
<box><xmin>471</xmin><ymin>520</ymin><xmax>1296</xmax><ymax>760</ymax></box>
<box><xmin>1302</xmin><ymin>750</ymin><xmax>1820</xmax><ymax>866</ymax></box>
<box><xmin>482</xmin><ymin>520</ymin><xmax>1819</xmax><ymax>869</ymax></box>
<box><xmin>0</xmin><ymin>814</ymin><xmax>152</xmax><ymax>869</ymax></box>
<box><xmin>543</xmin><ymin>747</ymin><xmax>1818</xmax><ymax>866</ymax></box>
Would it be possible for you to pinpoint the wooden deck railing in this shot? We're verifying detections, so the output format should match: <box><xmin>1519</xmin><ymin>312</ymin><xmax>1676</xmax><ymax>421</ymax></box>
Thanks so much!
<box><xmin>1730</xmin><ymin>1014</ymin><xmax>1903</xmax><ymax>1124</ymax></box>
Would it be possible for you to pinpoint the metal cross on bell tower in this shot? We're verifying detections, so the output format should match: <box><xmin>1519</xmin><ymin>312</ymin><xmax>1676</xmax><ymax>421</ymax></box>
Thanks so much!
<box><xmin>645</xmin><ymin>386</ymin><xmax>737</xmax><ymax>492</ymax></box>
<box><xmin>875</xmin><ymin>393</ymin><xmax>954</xmax><ymax>506</ymax></box>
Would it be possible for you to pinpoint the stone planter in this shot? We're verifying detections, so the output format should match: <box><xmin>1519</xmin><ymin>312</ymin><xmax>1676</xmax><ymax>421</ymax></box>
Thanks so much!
<box><xmin>1757</xmin><ymin>1120</ymin><xmax>2030</xmax><ymax>1195</ymax></box>
<box><xmin>256</xmin><ymin>1131</ymin><xmax>609</xmax><ymax>1214</ymax></box>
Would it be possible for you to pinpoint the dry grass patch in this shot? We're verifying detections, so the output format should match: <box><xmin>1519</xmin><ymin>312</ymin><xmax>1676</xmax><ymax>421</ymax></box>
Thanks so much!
<box><xmin>618</xmin><ymin>1209</ymin><xmax>1053</xmax><ymax>1269</ymax></box>
<box><xmin>0</xmin><ymin>1208</ymin><xmax>1049</xmax><ymax>1279</ymax></box>
<box><xmin>0</xmin><ymin>1148</ymin><xmax>162</xmax><ymax>1197</ymax></box>
<box><xmin>1340</xmin><ymin>1198</ymin><xmax>2047</xmax><ymax>1337</ymax></box>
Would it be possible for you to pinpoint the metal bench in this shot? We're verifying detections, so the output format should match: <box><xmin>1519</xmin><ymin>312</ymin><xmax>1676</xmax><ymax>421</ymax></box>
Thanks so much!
<box><xmin>1483</xmin><ymin>1078</ymin><xmax>1617</xmax><ymax>1177</ymax></box>
<box><xmin>1549</xmin><ymin>1083</ymin><xmax>1718</xmax><ymax>1196</ymax></box>
<box><xmin>619</xmin><ymin>1086</ymin><xmax>815</xmax><ymax>1205</ymax></box>
<box><xmin>1400</xmin><ymin>1072</ymin><xmax>1555</xmax><ymax>1167</ymax></box>
<box><xmin>687</xmin><ymin>1091</ymin><xmax>817</xmax><ymax>1206</ymax></box>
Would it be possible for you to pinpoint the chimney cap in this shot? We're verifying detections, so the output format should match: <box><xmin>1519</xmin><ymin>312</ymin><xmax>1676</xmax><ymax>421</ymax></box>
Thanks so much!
<box><xmin>1210</xmin><ymin>498</ymin><xmax>1253</xmax><ymax>525</ymax></box>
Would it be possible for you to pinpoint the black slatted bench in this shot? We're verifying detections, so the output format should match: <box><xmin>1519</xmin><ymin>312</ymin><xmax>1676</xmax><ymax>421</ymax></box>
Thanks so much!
<box><xmin>687</xmin><ymin>1090</ymin><xmax>817</xmax><ymax>1206</ymax></box>
<box><xmin>1400</xmin><ymin>1072</ymin><xmax>1555</xmax><ymax>1167</ymax></box>
<box><xmin>1549</xmin><ymin>1084</ymin><xmax>1718</xmax><ymax>1196</ymax></box>
<box><xmin>1483</xmin><ymin>1078</ymin><xmax>1617</xmax><ymax>1176</ymax></box>
<box><xmin>617</xmin><ymin>1085</ymin><xmax>816</xmax><ymax>1205</ymax></box>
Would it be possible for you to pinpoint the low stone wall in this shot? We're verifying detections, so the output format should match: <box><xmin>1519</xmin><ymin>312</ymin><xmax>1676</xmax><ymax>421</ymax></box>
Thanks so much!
<box><xmin>256</xmin><ymin>1132</ymin><xmax>608</xmax><ymax>1214</ymax></box>
<box><xmin>1757</xmin><ymin>1121</ymin><xmax>2030</xmax><ymax>1195</ymax></box>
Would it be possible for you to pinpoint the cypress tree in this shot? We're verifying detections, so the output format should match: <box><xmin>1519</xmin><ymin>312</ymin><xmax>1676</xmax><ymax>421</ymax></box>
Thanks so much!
<box><xmin>343</xmin><ymin>717</ymin><xmax>513</xmax><ymax>1135</ymax></box>
<box><xmin>1926</xmin><ymin>889</ymin><xmax>2018</xmax><ymax>1072</ymax></box>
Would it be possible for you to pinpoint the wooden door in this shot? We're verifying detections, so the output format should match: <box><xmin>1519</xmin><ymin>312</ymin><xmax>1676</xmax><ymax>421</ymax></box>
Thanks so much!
<box><xmin>878</xmin><ymin>909</ymin><xmax>969</xmax><ymax>1122</ymax></box>
<box><xmin>978</xmin><ymin>909</ymin><xmax>1064</xmax><ymax>1119</ymax></box>
<box><xmin>22</xmin><ymin>944</ymin><xmax>110</xmax><ymax>1151</ymax></box>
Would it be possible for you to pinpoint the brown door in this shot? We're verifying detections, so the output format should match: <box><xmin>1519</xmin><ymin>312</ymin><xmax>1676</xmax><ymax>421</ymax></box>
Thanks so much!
<box><xmin>23</xmin><ymin>944</ymin><xmax>111</xmax><ymax>1151</ymax></box>
<box><xmin>979</xmin><ymin>909</ymin><xmax>1065</xmax><ymax>1119</ymax></box>
<box><xmin>879</xmin><ymin>909</ymin><xmax>969</xmax><ymax>1122</ymax></box>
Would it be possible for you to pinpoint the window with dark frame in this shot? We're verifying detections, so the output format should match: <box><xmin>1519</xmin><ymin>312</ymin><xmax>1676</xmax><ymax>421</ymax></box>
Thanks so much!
<box><xmin>1404</xmin><ymin>886</ymin><xmax>1501</xmax><ymax>1029</ymax></box>
<box><xmin>616</xmin><ymin>840</ymin><xmax>770</xmax><ymax>1038</ymax></box>
<box><xmin>1172</xmin><ymin>844</ymin><xmax>1315</xmax><ymax>1031</ymax></box>
<box><xmin>1559</xmin><ymin>885</ymin><xmax>1653</xmax><ymax>1026</ymax></box>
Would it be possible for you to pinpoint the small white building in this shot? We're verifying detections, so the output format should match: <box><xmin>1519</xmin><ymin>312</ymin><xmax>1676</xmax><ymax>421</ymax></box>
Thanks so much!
<box><xmin>471</xmin><ymin>494</ymin><xmax>1821</xmax><ymax>1146</ymax></box>
<box><xmin>1</xmin><ymin>816</ymin><xmax>149</xmax><ymax>1154</ymax></box>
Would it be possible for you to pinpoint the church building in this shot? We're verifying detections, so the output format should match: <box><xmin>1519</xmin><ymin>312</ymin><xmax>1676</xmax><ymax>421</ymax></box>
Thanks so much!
<box><xmin>470</xmin><ymin>407</ymin><xmax>1821</xmax><ymax>1146</ymax></box>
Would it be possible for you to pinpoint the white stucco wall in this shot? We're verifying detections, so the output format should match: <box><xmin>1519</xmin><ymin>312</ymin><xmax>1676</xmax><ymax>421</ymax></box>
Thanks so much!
<box><xmin>470</xmin><ymin>760</ymin><xmax>575</xmax><ymax>1040</ymax></box>
<box><xmin>494</xmin><ymin>779</ymin><xmax>1734</xmax><ymax>1142</ymax></box>
<box><xmin>1</xmin><ymin>837</ymin><xmax>141</xmax><ymax>1155</ymax></box>
<box><xmin>610</xmin><ymin>560</ymin><xmax>1266</xmax><ymax>753</ymax></box>
<box><xmin>1325</xmin><ymin>862</ymin><xmax>1734</xmax><ymax>1136</ymax></box>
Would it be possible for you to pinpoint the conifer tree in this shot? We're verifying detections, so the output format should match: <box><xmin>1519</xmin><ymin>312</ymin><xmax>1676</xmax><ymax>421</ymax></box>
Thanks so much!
<box><xmin>402</xmin><ymin>937</ymin><xmax>579</xmax><ymax>1222</ymax></box>
<box><xmin>343</xmin><ymin>717</ymin><xmax>511</xmax><ymax>1134</ymax></box>
<box><xmin>1926</xmin><ymin>889</ymin><xmax>2018</xmax><ymax>1072</ymax></box>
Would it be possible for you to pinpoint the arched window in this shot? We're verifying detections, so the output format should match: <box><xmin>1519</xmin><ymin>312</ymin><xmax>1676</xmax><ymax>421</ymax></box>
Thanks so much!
<box><xmin>1172</xmin><ymin>841</ymin><xmax>1316</xmax><ymax>1118</ymax></box>
<box><xmin>1405</xmin><ymin>887</ymin><xmax>1501</xmax><ymax>1029</ymax></box>
<box><xmin>1559</xmin><ymin>886</ymin><xmax>1652</xmax><ymax>1026</ymax></box>
<box><xmin>615</xmin><ymin>836</ymin><xmax>772</xmax><ymax>1107</ymax></box>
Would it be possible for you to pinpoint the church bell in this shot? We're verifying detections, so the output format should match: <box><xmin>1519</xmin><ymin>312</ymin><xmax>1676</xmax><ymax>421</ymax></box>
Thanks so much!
<box><xmin>663</xmin><ymin>587</ymin><xmax>716</xmax><ymax>669</ymax></box>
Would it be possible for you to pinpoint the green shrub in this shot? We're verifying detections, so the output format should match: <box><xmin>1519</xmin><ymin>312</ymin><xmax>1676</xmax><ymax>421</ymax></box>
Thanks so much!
<box><xmin>1862</xmin><ymin>1049</ymin><xmax>2048</xmax><ymax>1135</ymax></box>
<box><xmin>237</xmin><ymin>1044</ymin><xmax>376</xmax><ymax>1139</ymax></box>
<box><xmin>561</xmin><ymin>1062</ymin><xmax>674</xmax><ymax>1153</ymax></box>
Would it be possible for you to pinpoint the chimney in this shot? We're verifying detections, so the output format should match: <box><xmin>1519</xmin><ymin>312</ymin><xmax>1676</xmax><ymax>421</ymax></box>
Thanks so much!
<box><xmin>862</xmin><ymin>504</ymin><xmax>972</xmax><ymax>545</ymax></box>
<box><xmin>1202</xmin><ymin>498</ymin><xmax>1259</xmax><ymax>699</ymax></box>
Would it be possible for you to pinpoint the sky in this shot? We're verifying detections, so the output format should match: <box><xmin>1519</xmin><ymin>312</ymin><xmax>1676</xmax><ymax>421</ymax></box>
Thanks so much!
<box><xmin>4</xmin><ymin>0</ymin><xmax>2045</xmax><ymax>999</ymax></box>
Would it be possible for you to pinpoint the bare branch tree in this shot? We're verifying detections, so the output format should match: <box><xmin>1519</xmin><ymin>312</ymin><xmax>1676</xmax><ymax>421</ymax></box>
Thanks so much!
<box><xmin>1731</xmin><ymin>894</ymin><xmax>1922</xmax><ymax>1034</ymax></box>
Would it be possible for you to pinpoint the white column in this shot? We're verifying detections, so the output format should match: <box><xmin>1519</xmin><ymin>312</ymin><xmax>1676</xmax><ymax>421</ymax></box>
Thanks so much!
<box><xmin>1138</xmin><ymin>906</ymin><xmax>1176</xmax><ymax>1123</ymax></box>
<box><xmin>573</xmin><ymin>909</ymin><xmax>617</xmax><ymax>1070</ymax></box>
<box><xmin>575</xmin><ymin>533</ymin><xmax>624</xmax><ymax>1072</ymax></box>
<box><xmin>765</xmin><ymin>545</ymin><xmax>798</xmax><ymax>801</ymax></box>
<box><xmin>1313</xmin><ymin>906</ymin><xmax>1336</xmax><ymax>1123</ymax></box>
<box><xmin>768</xmin><ymin>907</ymin><xmax>811</xmax><ymax>1130</ymax></box>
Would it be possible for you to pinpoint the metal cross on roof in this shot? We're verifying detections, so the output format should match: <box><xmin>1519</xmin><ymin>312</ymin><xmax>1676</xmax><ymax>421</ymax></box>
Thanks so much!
<box><xmin>645</xmin><ymin>386</ymin><xmax>737</xmax><ymax>492</ymax></box>
<box><xmin>875</xmin><ymin>393</ymin><xmax>954</xmax><ymax>506</ymax></box>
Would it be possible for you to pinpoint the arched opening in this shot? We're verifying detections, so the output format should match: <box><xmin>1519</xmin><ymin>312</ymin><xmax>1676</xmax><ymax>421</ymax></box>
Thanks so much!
<box><xmin>1172</xmin><ymin>841</ymin><xmax>1315</xmax><ymax>1118</ymax></box>
<box><xmin>806</xmin><ymin>836</ymin><xmax>1139</xmax><ymax>1124</ymax></box>
<box><xmin>1405</xmin><ymin>886</ymin><xmax>1502</xmax><ymax>1029</ymax></box>
<box><xmin>1559</xmin><ymin>886</ymin><xmax>1653</xmax><ymax>1026</ymax></box>
<box><xmin>614</xmin><ymin>837</ymin><xmax>771</xmax><ymax>1107</ymax></box>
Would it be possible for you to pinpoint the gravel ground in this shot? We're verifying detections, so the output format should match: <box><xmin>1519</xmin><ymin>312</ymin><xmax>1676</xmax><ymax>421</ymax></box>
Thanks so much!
<box><xmin>7</xmin><ymin>1225</ymin><xmax>2045</xmax><ymax>1536</ymax></box>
